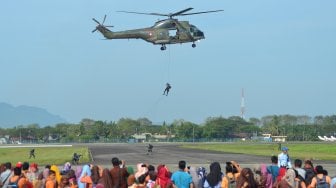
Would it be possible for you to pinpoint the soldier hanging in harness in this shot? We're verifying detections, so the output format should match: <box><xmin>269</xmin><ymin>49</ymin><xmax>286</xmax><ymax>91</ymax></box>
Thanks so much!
<box><xmin>163</xmin><ymin>83</ymin><xmax>171</xmax><ymax>96</ymax></box>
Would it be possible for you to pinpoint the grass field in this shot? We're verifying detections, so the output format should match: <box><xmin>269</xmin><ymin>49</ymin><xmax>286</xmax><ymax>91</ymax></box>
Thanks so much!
<box><xmin>0</xmin><ymin>146</ymin><xmax>90</xmax><ymax>165</ymax></box>
<box><xmin>182</xmin><ymin>142</ymin><xmax>336</xmax><ymax>162</ymax></box>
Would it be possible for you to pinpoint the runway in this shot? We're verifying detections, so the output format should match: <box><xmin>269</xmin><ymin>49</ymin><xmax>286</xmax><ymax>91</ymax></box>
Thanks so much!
<box><xmin>88</xmin><ymin>143</ymin><xmax>270</xmax><ymax>166</ymax></box>
<box><xmin>82</xmin><ymin>143</ymin><xmax>336</xmax><ymax>175</ymax></box>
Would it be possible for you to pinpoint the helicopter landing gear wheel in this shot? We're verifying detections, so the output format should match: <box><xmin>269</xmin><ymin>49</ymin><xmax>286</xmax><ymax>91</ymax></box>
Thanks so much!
<box><xmin>160</xmin><ymin>45</ymin><xmax>167</xmax><ymax>51</ymax></box>
<box><xmin>192</xmin><ymin>43</ymin><xmax>196</xmax><ymax>48</ymax></box>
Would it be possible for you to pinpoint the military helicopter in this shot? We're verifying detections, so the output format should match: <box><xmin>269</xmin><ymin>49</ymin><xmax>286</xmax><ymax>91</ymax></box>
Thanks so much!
<box><xmin>92</xmin><ymin>8</ymin><xmax>223</xmax><ymax>50</ymax></box>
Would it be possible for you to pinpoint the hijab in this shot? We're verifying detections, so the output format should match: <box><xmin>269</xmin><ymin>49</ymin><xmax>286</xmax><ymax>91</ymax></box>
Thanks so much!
<box><xmin>157</xmin><ymin>165</ymin><xmax>172</xmax><ymax>188</ymax></box>
<box><xmin>135</xmin><ymin>163</ymin><xmax>148</xmax><ymax>179</ymax></box>
<box><xmin>77</xmin><ymin>164</ymin><xmax>92</xmax><ymax>188</ymax></box>
<box><xmin>50</xmin><ymin>165</ymin><xmax>61</xmax><ymax>184</ymax></box>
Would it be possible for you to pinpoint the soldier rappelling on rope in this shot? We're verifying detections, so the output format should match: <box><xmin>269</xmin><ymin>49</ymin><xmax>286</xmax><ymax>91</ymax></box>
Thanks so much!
<box><xmin>163</xmin><ymin>83</ymin><xmax>171</xmax><ymax>96</ymax></box>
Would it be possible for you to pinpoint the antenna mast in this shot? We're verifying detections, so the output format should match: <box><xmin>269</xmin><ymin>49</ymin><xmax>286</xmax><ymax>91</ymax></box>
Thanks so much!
<box><xmin>241</xmin><ymin>88</ymin><xmax>245</xmax><ymax>119</ymax></box>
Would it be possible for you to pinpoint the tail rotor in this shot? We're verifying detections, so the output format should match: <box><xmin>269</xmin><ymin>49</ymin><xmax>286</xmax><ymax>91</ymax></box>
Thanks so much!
<box><xmin>92</xmin><ymin>15</ymin><xmax>113</xmax><ymax>33</ymax></box>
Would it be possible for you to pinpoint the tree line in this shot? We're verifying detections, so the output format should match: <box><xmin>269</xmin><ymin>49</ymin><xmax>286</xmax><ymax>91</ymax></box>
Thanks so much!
<box><xmin>0</xmin><ymin>115</ymin><xmax>335</xmax><ymax>143</ymax></box>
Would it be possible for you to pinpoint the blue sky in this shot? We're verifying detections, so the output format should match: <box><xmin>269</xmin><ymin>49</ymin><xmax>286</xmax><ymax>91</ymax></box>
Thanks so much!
<box><xmin>1</xmin><ymin>0</ymin><xmax>335</xmax><ymax>124</ymax></box>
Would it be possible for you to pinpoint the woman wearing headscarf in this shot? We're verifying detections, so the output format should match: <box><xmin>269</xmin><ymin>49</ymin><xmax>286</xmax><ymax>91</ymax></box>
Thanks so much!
<box><xmin>62</xmin><ymin>162</ymin><xmax>72</xmax><ymax>175</ymax></box>
<box><xmin>273</xmin><ymin>167</ymin><xmax>292</xmax><ymax>188</ymax></box>
<box><xmin>156</xmin><ymin>164</ymin><xmax>172</xmax><ymax>188</ymax></box>
<box><xmin>260</xmin><ymin>164</ymin><xmax>273</xmax><ymax>188</ymax></box>
<box><xmin>203</xmin><ymin>162</ymin><xmax>223</xmax><ymax>188</ymax></box>
<box><xmin>236</xmin><ymin>168</ymin><xmax>258</xmax><ymax>188</ymax></box>
<box><xmin>254</xmin><ymin>164</ymin><xmax>273</xmax><ymax>188</ymax></box>
<box><xmin>75</xmin><ymin>166</ymin><xmax>83</xmax><ymax>180</ymax></box>
<box><xmin>77</xmin><ymin>164</ymin><xmax>92</xmax><ymax>188</ymax></box>
<box><xmin>135</xmin><ymin>163</ymin><xmax>148</xmax><ymax>181</ymax></box>
<box><xmin>50</xmin><ymin>165</ymin><xmax>62</xmax><ymax>185</ymax></box>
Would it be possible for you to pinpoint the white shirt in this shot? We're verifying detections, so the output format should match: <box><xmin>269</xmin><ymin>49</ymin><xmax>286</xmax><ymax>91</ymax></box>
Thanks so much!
<box><xmin>278</xmin><ymin>152</ymin><xmax>292</xmax><ymax>168</ymax></box>
<box><xmin>295</xmin><ymin>167</ymin><xmax>306</xmax><ymax>179</ymax></box>
<box><xmin>0</xmin><ymin>169</ymin><xmax>12</xmax><ymax>187</ymax></box>
<box><xmin>203</xmin><ymin>179</ymin><xmax>222</xmax><ymax>188</ymax></box>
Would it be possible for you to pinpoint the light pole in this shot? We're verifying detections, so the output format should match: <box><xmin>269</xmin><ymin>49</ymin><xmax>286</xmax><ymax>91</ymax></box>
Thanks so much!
<box><xmin>193</xmin><ymin>126</ymin><xmax>195</xmax><ymax>143</ymax></box>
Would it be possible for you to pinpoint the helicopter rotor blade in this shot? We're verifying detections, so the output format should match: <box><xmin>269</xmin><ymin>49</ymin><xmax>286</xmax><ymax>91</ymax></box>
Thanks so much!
<box><xmin>92</xmin><ymin>18</ymin><xmax>101</xmax><ymax>25</ymax></box>
<box><xmin>117</xmin><ymin>9</ymin><xmax>194</xmax><ymax>18</ymax></box>
<box><xmin>117</xmin><ymin>11</ymin><xmax>167</xmax><ymax>17</ymax></box>
<box><xmin>118</xmin><ymin>8</ymin><xmax>223</xmax><ymax>18</ymax></box>
<box><xmin>169</xmin><ymin>7</ymin><xmax>193</xmax><ymax>17</ymax></box>
<box><xmin>92</xmin><ymin>28</ymin><xmax>98</xmax><ymax>33</ymax></box>
<box><xmin>92</xmin><ymin>15</ymin><xmax>113</xmax><ymax>33</ymax></box>
<box><xmin>179</xmin><ymin>10</ymin><xmax>224</xmax><ymax>16</ymax></box>
<box><xmin>102</xmin><ymin>15</ymin><xmax>107</xmax><ymax>24</ymax></box>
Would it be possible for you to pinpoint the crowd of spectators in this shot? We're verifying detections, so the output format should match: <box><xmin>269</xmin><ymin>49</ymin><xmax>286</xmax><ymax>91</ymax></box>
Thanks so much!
<box><xmin>1</xmin><ymin>147</ymin><xmax>336</xmax><ymax>188</ymax></box>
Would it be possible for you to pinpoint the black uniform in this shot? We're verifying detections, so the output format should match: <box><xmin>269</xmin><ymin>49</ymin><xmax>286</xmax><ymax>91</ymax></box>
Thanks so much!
<box><xmin>72</xmin><ymin>153</ymin><xmax>82</xmax><ymax>165</ymax></box>
<box><xmin>163</xmin><ymin>83</ymin><xmax>171</xmax><ymax>96</ymax></box>
<box><xmin>29</xmin><ymin>149</ymin><xmax>35</xmax><ymax>159</ymax></box>
<box><xmin>147</xmin><ymin>144</ymin><xmax>153</xmax><ymax>155</ymax></box>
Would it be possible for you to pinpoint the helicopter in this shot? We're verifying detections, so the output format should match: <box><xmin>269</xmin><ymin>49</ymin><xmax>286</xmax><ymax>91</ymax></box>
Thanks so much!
<box><xmin>92</xmin><ymin>8</ymin><xmax>223</xmax><ymax>50</ymax></box>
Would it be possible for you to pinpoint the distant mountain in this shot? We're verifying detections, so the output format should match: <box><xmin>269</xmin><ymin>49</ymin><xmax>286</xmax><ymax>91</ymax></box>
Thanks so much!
<box><xmin>0</xmin><ymin>102</ymin><xmax>67</xmax><ymax>128</ymax></box>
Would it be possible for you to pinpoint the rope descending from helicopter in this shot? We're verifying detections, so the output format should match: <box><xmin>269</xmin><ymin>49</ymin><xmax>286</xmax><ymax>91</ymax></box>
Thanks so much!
<box><xmin>162</xmin><ymin>45</ymin><xmax>172</xmax><ymax>96</ymax></box>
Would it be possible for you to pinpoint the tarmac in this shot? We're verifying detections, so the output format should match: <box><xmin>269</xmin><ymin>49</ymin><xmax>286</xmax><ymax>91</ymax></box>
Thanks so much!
<box><xmin>81</xmin><ymin>142</ymin><xmax>336</xmax><ymax>175</ymax></box>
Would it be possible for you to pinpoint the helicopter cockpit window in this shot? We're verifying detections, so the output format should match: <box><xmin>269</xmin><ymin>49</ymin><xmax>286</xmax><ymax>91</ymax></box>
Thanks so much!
<box><xmin>190</xmin><ymin>25</ymin><xmax>204</xmax><ymax>37</ymax></box>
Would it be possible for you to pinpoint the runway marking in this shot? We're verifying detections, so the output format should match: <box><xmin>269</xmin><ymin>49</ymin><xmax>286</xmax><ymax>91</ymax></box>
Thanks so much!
<box><xmin>0</xmin><ymin>144</ymin><xmax>72</xmax><ymax>148</ymax></box>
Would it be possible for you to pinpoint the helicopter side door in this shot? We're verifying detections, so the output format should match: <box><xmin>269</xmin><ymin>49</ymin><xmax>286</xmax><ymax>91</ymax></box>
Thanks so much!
<box><xmin>156</xmin><ymin>29</ymin><xmax>169</xmax><ymax>40</ymax></box>
<box><xmin>168</xmin><ymin>29</ymin><xmax>179</xmax><ymax>39</ymax></box>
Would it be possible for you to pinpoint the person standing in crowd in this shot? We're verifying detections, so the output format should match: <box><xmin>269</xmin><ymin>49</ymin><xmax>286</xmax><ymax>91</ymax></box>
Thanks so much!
<box><xmin>203</xmin><ymin>162</ymin><xmax>223</xmax><ymax>188</ymax></box>
<box><xmin>255</xmin><ymin>164</ymin><xmax>273</xmax><ymax>188</ymax></box>
<box><xmin>46</xmin><ymin>170</ymin><xmax>58</xmax><ymax>188</ymax></box>
<box><xmin>110</xmin><ymin>157</ymin><xmax>129</xmax><ymax>188</ymax></box>
<box><xmin>278</xmin><ymin>146</ymin><xmax>292</xmax><ymax>168</ymax></box>
<box><xmin>21</xmin><ymin>162</ymin><xmax>34</xmax><ymax>188</ymax></box>
<box><xmin>146</xmin><ymin>171</ymin><xmax>158</xmax><ymax>188</ymax></box>
<box><xmin>97</xmin><ymin>168</ymin><xmax>113</xmax><ymax>188</ymax></box>
<box><xmin>303</xmin><ymin>160</ymin><xmax>315</xmax><ymax>186</ymax></box>
<box><xmin>77</xmin><ymin>164</ymin><xmax>92</xmax><ymax>188</ymax></box>
<box><xmin>171</xmin><ymin>160</ymin><xmax>194</xmax><ymax>188</ymax></box>
<box><xmin>221</xmin><ymin>161</ymin><xmax>241</xmax><ymax>188</ymax></box>
<box><xmin>294</xmin><ymin>169</ymin><xmax>306</xmax><ymax>188</ymax></box>
<box><xmin>0</xmin><ymin>162</ymin><xmax>12</xmax><ymax>188</ymax></box>
<box><xmin>156</xmin><ymin>164</ymin><xmax>173</xmax><ymax>188</ymax></box>
<box><xmin>294</xmin><ymin>159</ymin><xmax>306</xmax><ymax>180</ymax></box>
<box><xmin>236</xmin><ymin>168</ymin><xmax>258</xmax><ymax>188</ymax></box>
<box><xmin>26</xmin><ymin>163</ymin><xmax>39</xmax><ymax>186</ymax></box>
<box><xmin>91</xmin><ymin>165</ymin><xmax>101</xmax><ymax>187</ymax></box>
<box><xmin>267</xmin><ymin>156</ymin><xmax>279</xmax><ymax>183</ymax></box>
<box><xmin>307</xmin><ymin>165</ymin><xmax>331</xmax><ymax>188</ymax></box>
<box><xmin>188</xmin><ymin>166</ymin><xmax>202</xmax><ymax>188</ymax></box>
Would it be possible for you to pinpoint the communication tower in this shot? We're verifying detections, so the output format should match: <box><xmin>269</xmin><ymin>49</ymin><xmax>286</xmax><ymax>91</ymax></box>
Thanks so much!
<box><xmin>241</xmin><ymin>88</ymin><xmax>245</xmax><ymax>119</ymax></box>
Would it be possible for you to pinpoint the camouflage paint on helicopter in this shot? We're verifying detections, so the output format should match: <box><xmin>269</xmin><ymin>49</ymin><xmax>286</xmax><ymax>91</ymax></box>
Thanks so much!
<box><xmin>92</xmin><ymin>8</ymin><xmax>223</xmax><ymax>50</ymax></box>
